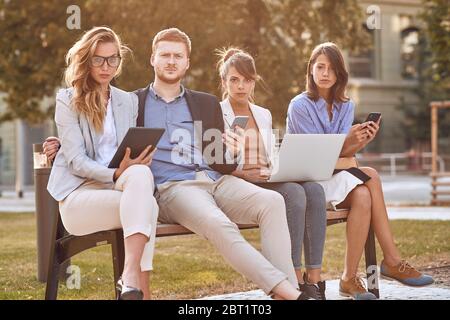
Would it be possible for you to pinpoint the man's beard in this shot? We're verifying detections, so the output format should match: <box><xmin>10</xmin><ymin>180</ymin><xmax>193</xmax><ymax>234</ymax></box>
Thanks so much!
<box><xmin>156</xmin><ymin>68</ymin><xmax>186</xmax><ymax>84</ymax></box>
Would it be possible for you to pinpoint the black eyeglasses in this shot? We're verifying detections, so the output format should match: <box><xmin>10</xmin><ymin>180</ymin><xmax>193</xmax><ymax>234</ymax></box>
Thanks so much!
<box><xmin>91</xmin><ymin>55</ymin><xmax>121</xmax><ymax>67</ymax></box>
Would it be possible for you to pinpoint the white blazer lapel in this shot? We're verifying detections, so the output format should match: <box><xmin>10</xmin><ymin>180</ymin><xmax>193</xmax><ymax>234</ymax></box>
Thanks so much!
<box><xmin>249</xmin><ymin>103</ymin><xmax>271</xmax><ymax>158</ymax></box>
<box><xmin>220</xmin><ymin>98</ymin><xmax>236</xmax><ymax>129</ymax></box>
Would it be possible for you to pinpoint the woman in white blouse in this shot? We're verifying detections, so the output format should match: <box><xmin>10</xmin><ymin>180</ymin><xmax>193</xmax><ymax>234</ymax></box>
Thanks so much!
<box><xmin>46</xmin><ymin>27</ymin><xmax>158</xmax><ymax>300</ymax></box>
<box><xmin>217</xmin><ymin>47</ymin><xmax>328</xmax><ymax>300</ymax></box>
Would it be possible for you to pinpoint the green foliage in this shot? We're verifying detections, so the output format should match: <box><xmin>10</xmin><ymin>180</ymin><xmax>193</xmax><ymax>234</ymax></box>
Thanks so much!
<box><xmin>0</xmin><ymin>0</ymin><xmax>370</xmax><ymax>126</ymax></box>
<box><xmin>421</xmin><ymin>0</ymin><xmax>450</xmax><ymax>88</ymax></box>
<box><xmin>0</xmin><ymin>0</ymin><xmax>86</xmax><ymax>123</ymax></box>
<box><xmin>399</xmin><ymin>0</ymin><xmax>450</xmax><ymax>149</ymax></box>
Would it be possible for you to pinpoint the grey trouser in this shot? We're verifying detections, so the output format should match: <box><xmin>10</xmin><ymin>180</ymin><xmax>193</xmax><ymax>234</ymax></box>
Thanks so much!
<box><xmin>257</xmin><ymin>182</ymin><xmax>326</xmax><ymax>269</ymax></box>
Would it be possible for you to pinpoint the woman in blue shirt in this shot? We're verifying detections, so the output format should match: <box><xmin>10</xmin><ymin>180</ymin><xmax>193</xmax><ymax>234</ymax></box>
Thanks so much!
<box><xmin>287</xmin><ymin>42</ymin><xmax>433</xmax><ymax>300</ymax></box>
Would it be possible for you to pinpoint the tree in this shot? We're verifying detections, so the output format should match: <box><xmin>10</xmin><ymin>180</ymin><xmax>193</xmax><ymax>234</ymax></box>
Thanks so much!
<box><xmin>91</xmin><ymin>0</ymin><xmax>369</xmax><ymax>126</ymax></box>
<box><xmin>0</xmin><ymin>0</ymin><xmax>86</xmax><ymax>123</ymax></box>
<box><xmin>0</xmin><ymin>0</ymin><xmax>370</xmax><ymax>127</ymax></box>
<box><xmin>421</xmin><ymin>0</ymin><xmax>450</xmax><ymax>90</ymax></box>
<box><xmin>399</xmin><ymin>0</ymin><xmax>450</xmax><ymax>151</ymax></box>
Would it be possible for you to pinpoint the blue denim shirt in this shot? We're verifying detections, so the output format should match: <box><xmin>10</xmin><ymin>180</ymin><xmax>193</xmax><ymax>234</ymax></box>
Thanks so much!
<box><xmin>144</xmin><ymin>84</ymin><xmax>222</xmax><ymax>186</ymax></box>
<box><xmin>286</xmin><ymin>92</ymin><xmax>355</xmax><ymax>134</ymax></box>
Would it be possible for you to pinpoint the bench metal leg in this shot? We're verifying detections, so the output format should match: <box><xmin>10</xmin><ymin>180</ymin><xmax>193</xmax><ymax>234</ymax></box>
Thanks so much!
<box><xmin>45</xmin><ymin>245</ymin><xmax>60</xmax><ymax>300</ymax></box>
<box><xmin>364</xmin><ymin>225</ymin><xmax>380</xmax><ymax>298</ymax></box>
<box><xmin>45</xmin><ymin>207</ymin><xmax>61</xmax><ymax>300</ymax></box>
<box><xmin>111</xmin><ymin>230</ymin><xmax>125</xmax><ymax>299</ymax></box>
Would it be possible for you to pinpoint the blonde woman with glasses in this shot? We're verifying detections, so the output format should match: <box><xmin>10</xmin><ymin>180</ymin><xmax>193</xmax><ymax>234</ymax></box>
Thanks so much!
<box><xmin>46</xmin><ymin>26</ymin><xmax>158</xmax><ymax>300</ymax></box>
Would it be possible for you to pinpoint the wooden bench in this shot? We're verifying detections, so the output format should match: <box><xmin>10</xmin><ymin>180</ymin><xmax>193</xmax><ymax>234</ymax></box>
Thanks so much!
<box><xmin>157</xmin><ymin>210</ymin><xmax>351</xmax><ymax>237</ymax></box>
<box><xmin>155</xmin><ymin>211</ymin><xmax>379</xmax><ymax>299</ymax></box>
<box><xmin>430</xmin><ymin>172</ymin><xmax>450</xmax><ymax>205</ymax></box>
<box><xmin>37</xmin><ymin>167</ymin><xmax>379</xmax><ymax>299</ymax></box>
<box><xmin>430</xmin><ymin>101</ymin><xmax>450</xmax><ymax>205</ymax></box>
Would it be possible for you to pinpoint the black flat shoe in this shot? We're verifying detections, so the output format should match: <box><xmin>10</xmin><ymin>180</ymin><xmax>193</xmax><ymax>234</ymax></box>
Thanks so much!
<box><xmin>298</xmin><ymin>273</ymin><xmax>326</xmax><ymax>300</ymax></box>
<box><xmin>116</xmin><ymin>278</ymin><xmax>144</xmax><ymax>300</ymax></box>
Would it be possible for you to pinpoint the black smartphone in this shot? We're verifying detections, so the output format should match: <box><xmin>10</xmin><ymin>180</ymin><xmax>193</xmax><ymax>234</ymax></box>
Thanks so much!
<box><xmin>365</xmin><ymin>112</ymin><xmax>381</xmax><ymax>123</ymax></box>
<box><xmin>231</xmin><ymin>116</ymin><xmax>249</xmax><ymax>130</ymax></box>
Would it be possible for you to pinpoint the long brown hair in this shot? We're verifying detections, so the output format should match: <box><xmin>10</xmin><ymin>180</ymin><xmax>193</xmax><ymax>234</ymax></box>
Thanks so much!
<box><xmin>306</xmin><ymin>42</ymin><xmax>349</xmax><ymax>103</ymax></box>
<box><xmin>216</xmin><ymin>47</ymin><xmax>261</xmax><ymax>102</ymax></box>
<box><xmin>64</xmin><ymin>26</ymin><xmax>130</xmax><ymax>132</ymax></box>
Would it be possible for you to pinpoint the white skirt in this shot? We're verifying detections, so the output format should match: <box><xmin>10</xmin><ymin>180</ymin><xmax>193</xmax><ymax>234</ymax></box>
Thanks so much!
<box><xmin>318</xmin><ymin>168</ymin><xmax>371</xmax><ymax>210</ymax></box>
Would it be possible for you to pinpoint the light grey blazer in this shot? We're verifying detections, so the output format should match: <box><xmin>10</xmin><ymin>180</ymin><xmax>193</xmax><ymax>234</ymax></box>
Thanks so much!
<box><xmin>47</xmin><ymin>86</ymin><xmax>139</xmax><ymax>201</ymax></box>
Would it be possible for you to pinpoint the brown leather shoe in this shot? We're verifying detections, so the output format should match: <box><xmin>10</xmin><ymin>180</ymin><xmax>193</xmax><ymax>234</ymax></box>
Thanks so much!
<box><xmin>339</xmin><ymin>275</ymin><xmax>377</xmax><ymax>300</ymax></box>
<box><xmin>380</xmin><ymin>259</ymin><xmax>434</xmax><ymax>287</ymax></box>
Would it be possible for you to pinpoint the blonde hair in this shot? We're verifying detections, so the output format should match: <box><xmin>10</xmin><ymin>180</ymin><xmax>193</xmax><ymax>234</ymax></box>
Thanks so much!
<box><xmin>64</xmin><ymin>26</ymin><xmax>130</xmax><ymax>132</ymax></box>
<box><xmin>152</xmin><ymin>28</ymin><xmax>191</xmax><ymax>57</ymax></box>
<box><xmin>216</xmin><ymin>47</ymin><xmax>261</xmax><ymax>101</ymax></box>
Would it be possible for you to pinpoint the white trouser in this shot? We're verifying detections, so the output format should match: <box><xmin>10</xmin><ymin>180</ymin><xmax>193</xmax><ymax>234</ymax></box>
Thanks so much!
<box><xmin>59</xmin><ymin>165</ymin><xmax>159</xmax><ymax>271</ymax></box>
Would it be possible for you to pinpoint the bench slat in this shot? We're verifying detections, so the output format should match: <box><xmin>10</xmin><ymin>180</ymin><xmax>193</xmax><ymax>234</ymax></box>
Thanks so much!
<box><xmin>156</xmin><ymin>210</ymin><xmax>349</xmax><ymax>237</ymax></box>
<box><xmin>327</xmin><ymin>210</ymin><xmax>349</xmax><ymax>220</ymax></box>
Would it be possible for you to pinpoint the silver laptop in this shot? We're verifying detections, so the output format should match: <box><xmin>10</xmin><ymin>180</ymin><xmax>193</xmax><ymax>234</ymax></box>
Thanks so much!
<box><xmin>267</xmin><ymin>134</ymin><xmax>346</xmax><ymax>183</ymax></box>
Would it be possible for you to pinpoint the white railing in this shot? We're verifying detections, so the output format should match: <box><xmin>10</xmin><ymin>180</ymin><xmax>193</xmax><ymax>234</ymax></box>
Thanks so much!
<box><xmin>356</xmin><ymin>152</ymin><xmax>446</xmax><ymax>176</ymax></box>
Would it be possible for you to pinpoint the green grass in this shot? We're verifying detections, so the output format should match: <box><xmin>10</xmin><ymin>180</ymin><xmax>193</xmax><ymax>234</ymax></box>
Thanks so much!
<box><xmin>0</xmin><ymin>212</ymin><xmax>449</xmax><ymax>300</ymax></box>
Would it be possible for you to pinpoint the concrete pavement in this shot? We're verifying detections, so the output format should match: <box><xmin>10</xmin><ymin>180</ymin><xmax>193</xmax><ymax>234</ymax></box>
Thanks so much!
<box><xmin>200</xmin><ymin>278</ymin><xmax>450</xmax><ymax>300</ymax></box>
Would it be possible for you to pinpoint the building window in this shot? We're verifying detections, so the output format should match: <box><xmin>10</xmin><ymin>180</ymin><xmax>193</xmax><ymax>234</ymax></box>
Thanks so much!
<box><xmin>401</xmin><ymin>27</ymin><xmax>420</xmax><ymax>80</ymax></box>
<box><xmin>348</xmin><ymin>25</ymin><xmax>375</xmax><ymax>78</ymax></box>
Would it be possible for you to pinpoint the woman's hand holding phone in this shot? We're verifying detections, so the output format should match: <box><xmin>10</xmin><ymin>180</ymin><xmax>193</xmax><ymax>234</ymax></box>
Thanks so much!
<box><xmin>223</xmin><ymin>127</ymin><xmax>245</xmax><ymax>159</ymax></box>
<box><xmin>347</xmin><ymin>124</ymin><xmax>368</xmax><ymax>145</ymax></box>
<box><xmin>361</xmin><ymin>112</ymin><xmax>381</xmax><ymax>142</ymax></box>
<box><xmin>342</xmin><ymin>113</ymin><xmax>382</xmax><ymax>157</ymax></box>
<box><xmin>361</xmin><ymin>118</ymin><xmax>381</xmax><ymax>143</ymax></box>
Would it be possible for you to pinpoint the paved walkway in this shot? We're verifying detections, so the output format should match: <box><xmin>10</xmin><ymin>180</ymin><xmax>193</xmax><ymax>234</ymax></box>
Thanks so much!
<box><xmin>382</xmin><ymin>175</ymin><xmax>450</xmax><ymax>205</ymax></box>
<box><xmin>0</xmin><ymin>191</ymin><xmax>35</xmax><ymax>213</ymax></box>
<box><xmin>386</xmin><ymin>207</ymin><xmax>450</xmax><ymax>220</ymax></box>
<box><xmin>201</xmin><ymin>278</ymin><xmax>450</xmax><ymax>300</ymax></box>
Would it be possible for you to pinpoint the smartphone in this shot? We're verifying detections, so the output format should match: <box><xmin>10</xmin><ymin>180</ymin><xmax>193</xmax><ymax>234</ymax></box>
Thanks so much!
<box><xmin>231</xmin><ymin>116</ymin><xmax>249</xmax><ymax>130</ymax></box>
<box><xmin>365</xmin><ymin>112</ymin><xmax>381</xmax><ymax>123</ymax></box>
